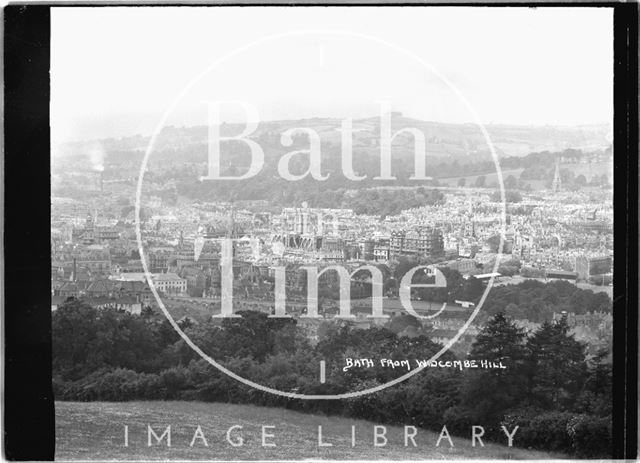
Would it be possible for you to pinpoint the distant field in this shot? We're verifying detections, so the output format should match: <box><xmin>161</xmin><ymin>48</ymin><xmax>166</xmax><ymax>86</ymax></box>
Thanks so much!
<box><xmin>438</xmin><ymin>161</ymin><xmax>612</xmax><ymax>189</ymax></box>
<box><xmin>56</xmin><ymin>401</ymin><xmax>564</xmax><ymax>461</ymax></box>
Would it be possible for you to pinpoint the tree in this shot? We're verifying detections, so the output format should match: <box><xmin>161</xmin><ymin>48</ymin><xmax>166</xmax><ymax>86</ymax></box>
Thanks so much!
<box><xmin>457</xmin><ymin>178</ymin><xmax>466</xmax><ymax>187</ymax></box>
<box><xmin>506</xmin><ymin>190</ymin><xmax>522</xmax><ymax>203</ymax></box>
<box><xmin>158</xmin><ymin>318</ymin><xmax>181</xmax><ymax>346</ymax></box>
<box><xmin>415</xmin><ymin>267</ymin><xmax>464</xmax><ymax>303</ymax></box>
<box><xmin>394</xmin><ymin>256</ymin><xmax>420</xmax><ymax>281</ymax></box>
<box><xmin>575</xmin><ymin>348</ymin><xmax>612</xmax><ymax>417</ymax></box>
<box><xmin>219</xmin><ymin>311</ymin><xmax>297</xmax><ymax>362</ymax></box>
<box><xmin>521</xmin><ymin>266</ymin><xmax>545</xmax><ymax>278</ymax></box>
<box><xmin>457</xmin><ymin>313</ymin><xmax>528</xmax><ymax>423</ymax></box>
<box><xmin>461</xmin><ymin>276</ymin><xmax>483</xmax><ymax>302</ymax></box>
<box><xmin>485</xmin><ymin>234</ymin><xmax>502</xmax><ymax>253</ymax></box>
<box><xmin>526</xmin><ymin>317</ymin><xmax>587</xmax><ymax>410</ymax></box>
<box><xmin>492</xmin><ymin>190</ymin><xmax>522</xmax><ymax>203</ymax></box>
<box><xmin>587</xmin><ymin>291</ymin><xmax>612</xmax><ymax>312</ymax></box>
<box><xmin>470</xmin><ymin>313</ymin><xmax>528</xmax><ymax>366</ymax></box>
<box><xmin>385</xmin><ymin>314</ymin><xmax>422</xmax><ymax>334</ymax></box>
<box><xmin>474</xmin><ymin>175</ymin><xmax>486</xmax><ymax>188</ymax></box>
<box><xmin>575</xmin><ymin>174</ymin><xmax>587</xmax><ymax>186</ymax></box>
<box><xmin>504</xmin><ymin>302</ymin><xmax>524</xmax><ymax>318</ymax></box>
<box><xmin>52</xmin><ymin>300</ymin><xmax>162</xmax><ymax>379</ymax></box>
<box><xmin>504</xmin><ymin>175</ymin><xmax>518</xmax><ymax>189</ymax></box>
<box><xmin>52</xmin><ymin>300</ymin><xmax>100</xmax><ymax>379</ymax></box>
<box><xmin>498</xmin><ymin>265</ymin><xmax>519</xmax><ymax>277</ymax></box>
<box><xmin>560</xmin><ymin>168</ymin><xmax>575</xmax><ymax>184</ymax></box>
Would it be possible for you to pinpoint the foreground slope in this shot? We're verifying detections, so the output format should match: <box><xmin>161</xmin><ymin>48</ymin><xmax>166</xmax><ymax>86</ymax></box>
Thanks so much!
<box><xmin>56</xmin><ymin>401</ymin><xmax>564</xmax><ymax>460</ymax></box>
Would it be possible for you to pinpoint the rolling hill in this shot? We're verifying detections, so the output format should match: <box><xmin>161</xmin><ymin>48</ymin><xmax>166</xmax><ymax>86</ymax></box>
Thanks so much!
<box><xmin>56</xmin><ymin>117</ymin><xmax>609</xmax><ymax>161</ymax></box>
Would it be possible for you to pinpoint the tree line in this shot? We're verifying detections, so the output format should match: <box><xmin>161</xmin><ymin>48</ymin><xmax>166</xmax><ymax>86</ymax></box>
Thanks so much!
<box><xmin>53</xmin><ymin>279</ymin><xmax>612</xmax><ymax>457</ymax></box>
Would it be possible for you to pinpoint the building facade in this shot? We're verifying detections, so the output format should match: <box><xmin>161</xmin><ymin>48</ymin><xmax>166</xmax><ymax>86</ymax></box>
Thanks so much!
<box><xmin>390</xmin><ymin>227</ymin><xmax>444</xmax><ymax>258</ymax></box>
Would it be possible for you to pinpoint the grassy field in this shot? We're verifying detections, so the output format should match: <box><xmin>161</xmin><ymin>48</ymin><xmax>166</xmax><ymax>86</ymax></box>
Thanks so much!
<box><xmin>56</xmin><ymin>401</ymin><xmax>564</xmax><ymax>461</ymax></box>
<box><xmin>438</xmin><ymin>161</ymin><xmax>612</xmax><ymax>190</ymax></box>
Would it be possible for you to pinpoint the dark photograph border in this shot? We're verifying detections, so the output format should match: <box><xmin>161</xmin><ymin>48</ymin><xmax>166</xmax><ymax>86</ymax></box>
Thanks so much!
<box><xmin>3</xmin><ymin>3</ymin><xmax>637</xmax><ymax>460</ymax></box>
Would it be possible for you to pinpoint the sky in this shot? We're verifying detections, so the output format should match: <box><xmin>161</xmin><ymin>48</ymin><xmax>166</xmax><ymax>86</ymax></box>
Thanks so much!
<box><xmin>51</xmin><ymin>6</ymin><xmax>613</xmax><ymax>146</ymax></box>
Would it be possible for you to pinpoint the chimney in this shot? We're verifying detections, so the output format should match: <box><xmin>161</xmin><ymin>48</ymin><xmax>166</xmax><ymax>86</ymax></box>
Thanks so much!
<box><xmin>72</xmin><ymin>258</ymin><xmax>77</xmax><ymax>282</ymax></box>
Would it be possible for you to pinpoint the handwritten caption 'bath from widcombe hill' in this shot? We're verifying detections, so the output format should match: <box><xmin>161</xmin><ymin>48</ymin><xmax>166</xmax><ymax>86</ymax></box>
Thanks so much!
<box><xmin>343</xmin><ymin>358</ymin><xmax>507</xmax><ymax>372</ymax></box>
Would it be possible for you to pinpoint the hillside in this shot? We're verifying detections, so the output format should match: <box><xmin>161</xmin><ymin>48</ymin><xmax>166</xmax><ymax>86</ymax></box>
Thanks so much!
<box><xmin>56</xmin><ymin>401</ymin><xmax>565</xmax><ymax>460</ymax></box>
<box><xmin>56</xmin><ymin>117</ymin><xmax>609</xmax><ymax>161</ymax></box>
<box><xmin>51</xmin><ymin>116</ymin><xmax>612</xmax><ymax>211</ymax></box>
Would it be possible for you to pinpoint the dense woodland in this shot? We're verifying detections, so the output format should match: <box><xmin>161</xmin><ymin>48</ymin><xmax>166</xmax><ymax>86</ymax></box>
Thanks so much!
<box><xmin>53</xmin><ymin>279</ymin><xmax>613</xmax><ymax>457</ymax></box>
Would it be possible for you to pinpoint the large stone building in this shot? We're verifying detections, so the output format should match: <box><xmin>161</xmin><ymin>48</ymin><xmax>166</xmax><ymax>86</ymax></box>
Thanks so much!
<box><xmin>575</xmin><ymin>254</ymin><xmax>613</xmax><ymax>281</ymax></box>
<box><xmin>151</xmin><ymin>272</ymin><xmax>187</xmax><ymax>295</ymax></box>
<box><xmin>389</xmin><ymin>227</ymin><xmax>444</xmax><ymax>258</ymax></box>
